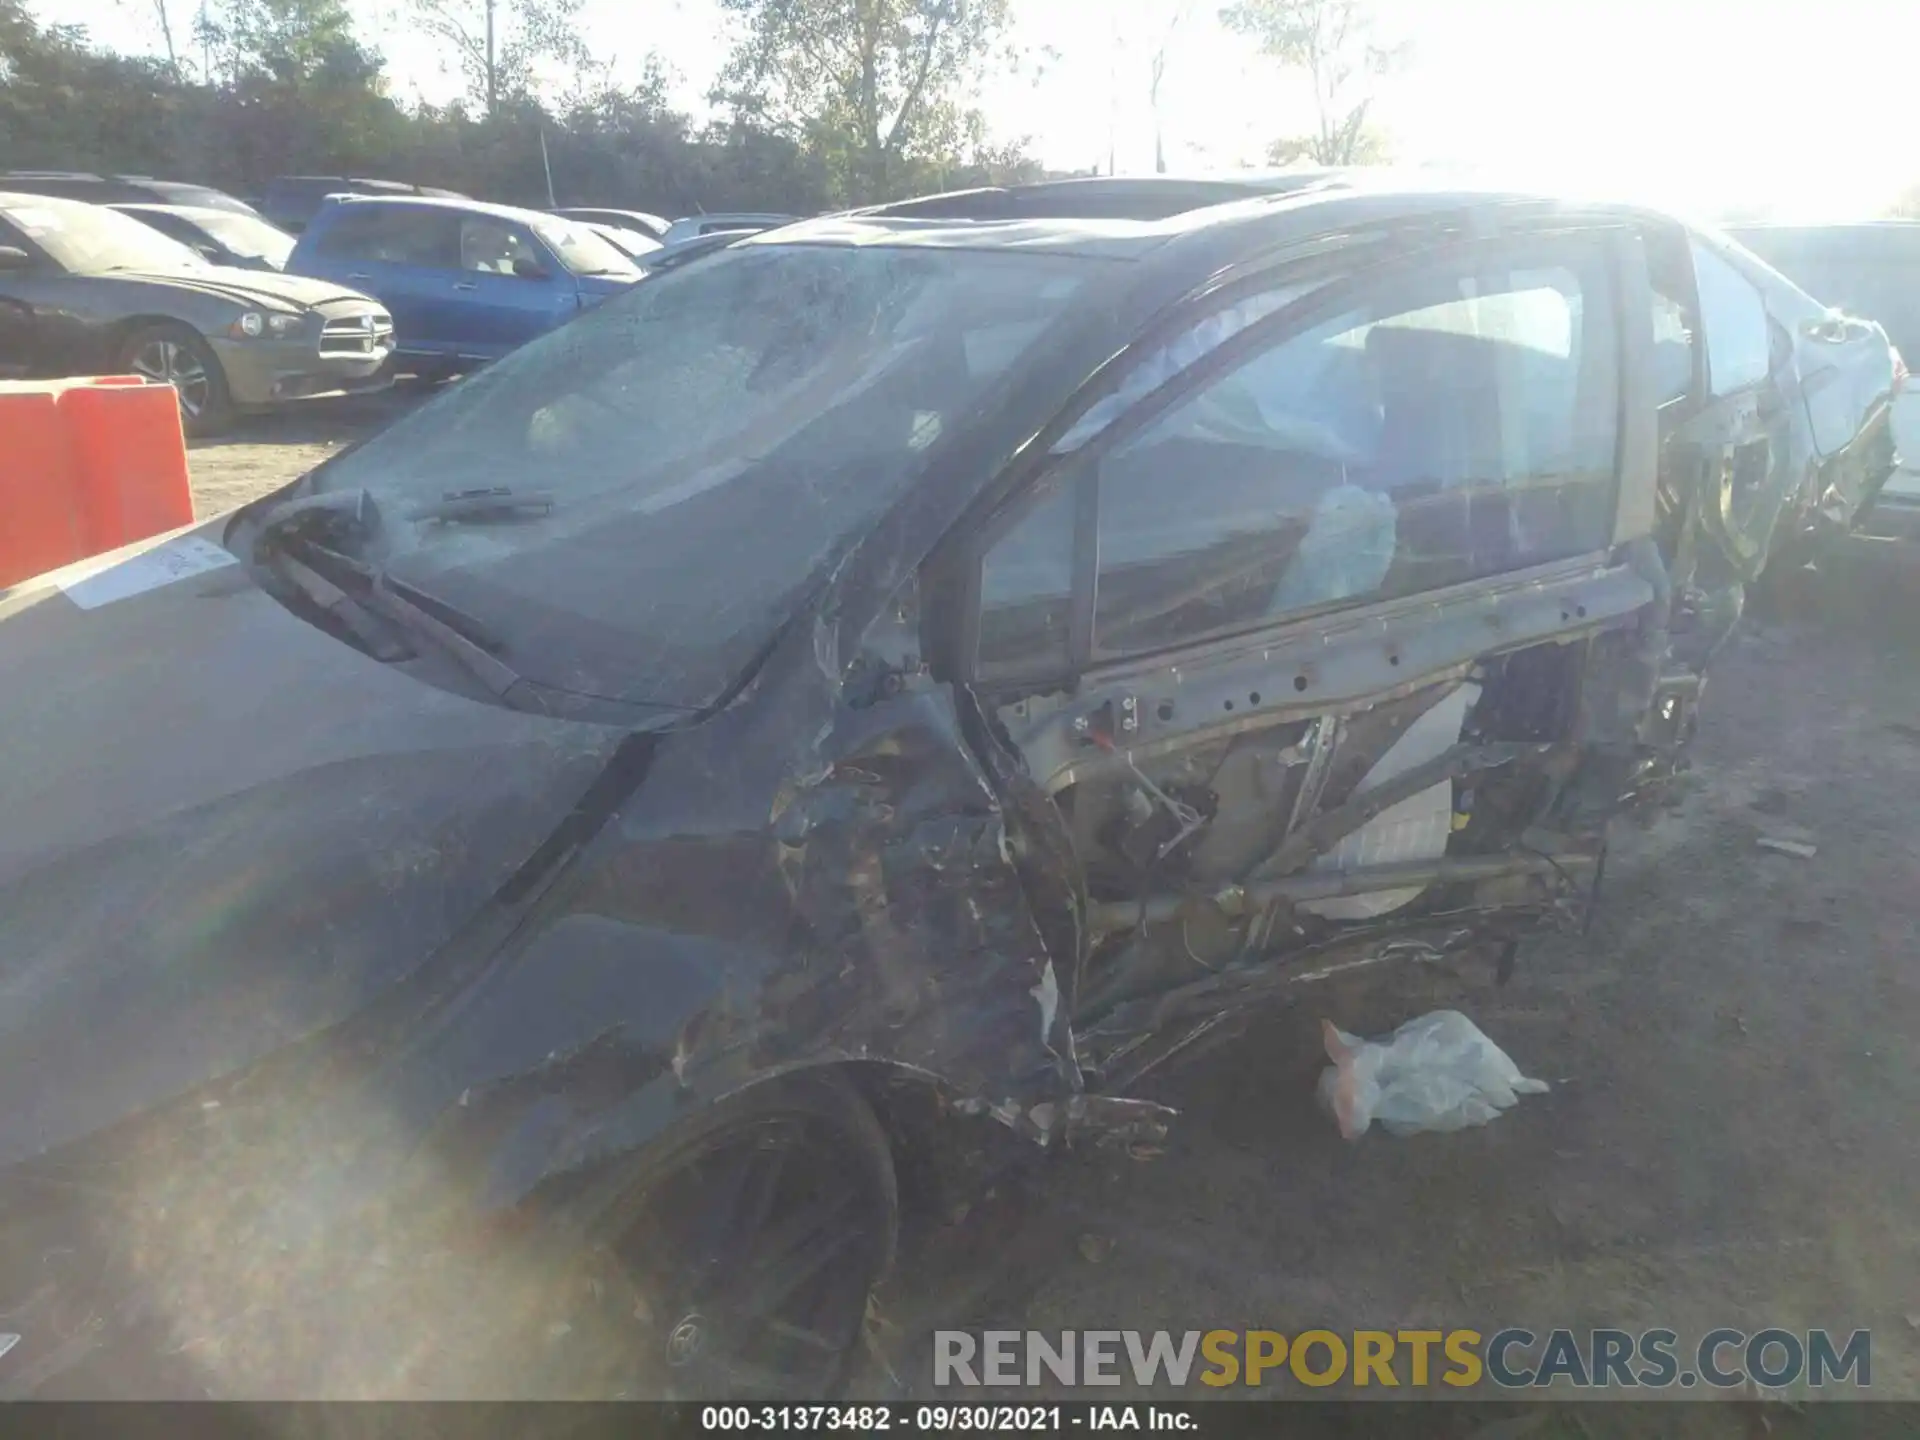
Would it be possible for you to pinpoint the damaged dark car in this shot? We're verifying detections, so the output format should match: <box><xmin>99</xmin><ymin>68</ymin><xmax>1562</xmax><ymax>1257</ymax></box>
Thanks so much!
<box><xmin>0</xmin><ymin>178</ymin><xmax>1900</xmax><ymax>1399</ymax></box>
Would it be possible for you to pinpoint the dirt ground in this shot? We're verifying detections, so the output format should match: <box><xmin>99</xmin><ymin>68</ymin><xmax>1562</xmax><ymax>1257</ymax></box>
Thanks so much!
<box><xmin>184</xmin><ymin>389</ymin><xmax>424</xmax><ymax>517</ymax></box>
<box><xmin>864</xmin><ymin>552</ymin><xmax>1920</xmax><ymax>1427</ymax></box>
<box><xmin>190</xmin><ymin>409</ymin><xmax>1920</xmax><ymax>1426</ymax></box>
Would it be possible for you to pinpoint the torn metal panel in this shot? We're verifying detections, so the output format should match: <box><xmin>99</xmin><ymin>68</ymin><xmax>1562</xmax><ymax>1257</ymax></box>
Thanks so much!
<box><xmin>395</xmin><ymin>643</ymin><xmax>1089</xmax><ymax>1211</ymax></box>
<box><xmin>996</xmin><ymin>555</ymin><xmax>1651</xmax><ymax>798</ymax></box>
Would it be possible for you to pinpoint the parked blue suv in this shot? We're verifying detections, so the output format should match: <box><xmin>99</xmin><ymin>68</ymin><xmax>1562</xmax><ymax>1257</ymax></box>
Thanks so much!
<box><xmin>286</xmin><ymin>195</ymin><xmax>644</xmax><ymax>375</ymax></box>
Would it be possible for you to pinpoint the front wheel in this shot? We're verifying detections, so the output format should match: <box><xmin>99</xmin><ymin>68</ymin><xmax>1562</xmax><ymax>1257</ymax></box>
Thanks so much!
<box><xmin>117</xmin><ymin>321</ymin><xmax>234</xmax><ymax>437</ymax></box>
<box><xmin>531</xmin><ymin>1072</ymin><xmax>899</xmax><ymax>1399</ymax></box>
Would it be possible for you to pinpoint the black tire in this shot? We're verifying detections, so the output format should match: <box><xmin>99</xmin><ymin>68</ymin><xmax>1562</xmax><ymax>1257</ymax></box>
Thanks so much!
<box><xmin>524</xmin><ymin>1071</ymin><xmax>899</xmax><ymax>1400</ymax></box>
<box><xmin>117</xmin><ymin>321</ymin><xmax>234</xmax><ymax>437</ymax></box>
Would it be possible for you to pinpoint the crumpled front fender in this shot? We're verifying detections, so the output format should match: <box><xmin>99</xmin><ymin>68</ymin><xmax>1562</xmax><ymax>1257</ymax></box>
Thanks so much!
<box><xmin>385</xmin><ymin>645</ymin><xmax>1113</xmax><ymax>1214</ymax></box>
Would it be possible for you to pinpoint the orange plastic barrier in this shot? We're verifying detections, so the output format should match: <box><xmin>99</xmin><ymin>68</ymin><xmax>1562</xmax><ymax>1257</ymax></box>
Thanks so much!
<box><xmin>0</xmin><ymin>376</ymin><xmax>192</xmax><ymax>589</ymax></box>
<box><xmin>0</xmin><ymin>385</ymin><xmax>81</xmax><ymax>588</ymax></box>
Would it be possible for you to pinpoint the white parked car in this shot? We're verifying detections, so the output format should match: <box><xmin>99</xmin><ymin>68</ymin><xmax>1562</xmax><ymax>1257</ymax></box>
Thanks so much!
<box><xmin>657</xmin><ymin>211</ymin><xmax>798</xmax><ymax>247</ymax></box>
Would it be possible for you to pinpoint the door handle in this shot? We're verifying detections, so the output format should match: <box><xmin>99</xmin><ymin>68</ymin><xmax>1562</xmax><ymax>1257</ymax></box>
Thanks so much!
<box><xmin>453</xmin><ymin>281</ymin><xmax>479</xmax><ymax>292</ymax></box>
<box><xmin>346</xmin><ymin>273</ymin><xmax>371</xmax><ymax>282</ymax></box>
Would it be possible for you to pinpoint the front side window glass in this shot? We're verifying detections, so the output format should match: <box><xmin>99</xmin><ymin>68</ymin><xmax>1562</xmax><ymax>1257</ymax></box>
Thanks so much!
<box><xmin>320</xmin><ymin>208</ymin><xmax>458</xmax><ymax>267</ymax></box>
<box><xmin>1086</xmin><ymin>247</ymin><xmax>1619</xmax><ymax>658</ymax></box>
<box><xmin>977</xmin><ymin>476</ymin><xmax>1078</xmax><ymax>678</ymax></box>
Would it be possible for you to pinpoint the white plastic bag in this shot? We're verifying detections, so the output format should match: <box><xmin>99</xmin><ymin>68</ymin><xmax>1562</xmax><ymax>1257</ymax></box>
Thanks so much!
<box><xmin>1317</xmin><ymin>1010</ymin><xmax>1549</xmax><ymax>1140</ymax></box>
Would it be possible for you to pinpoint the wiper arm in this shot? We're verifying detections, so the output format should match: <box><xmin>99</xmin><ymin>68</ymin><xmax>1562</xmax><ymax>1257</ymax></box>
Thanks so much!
<box><xmin>362</xmin><ymin>570</ymin><xmax>525</xmax><ymax>699</ymax></box>
<box><xmin>266</xmin><ymin>546</ymin><xmax>410</xmax><ymax>662</ymax></box>
<box><xmin>270</xmin><ymin>534</ymin><xmax>523</xmax><ymax>698</ymax></box>
<box><xmin>407</xmin><ymin>487</ymin><xmax>556</xmax><ymax>524</ymax></box>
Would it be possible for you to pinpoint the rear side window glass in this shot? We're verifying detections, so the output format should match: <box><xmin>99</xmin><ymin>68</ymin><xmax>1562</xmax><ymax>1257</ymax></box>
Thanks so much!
<box><xmin>1691</xmin><ymin>239</ymin><xmax>1771</xmax><ymax>396</ymax></box>
<box><xmin>315</xmin><ymin>207</ymin><xmax>457</xmax><ymax>267</ymax></box>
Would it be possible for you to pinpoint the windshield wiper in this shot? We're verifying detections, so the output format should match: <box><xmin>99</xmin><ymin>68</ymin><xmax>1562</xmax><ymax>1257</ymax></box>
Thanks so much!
<box><xmin>257</xmin><ymin>530</ymin><xmax>522</xmax><ymax>698</ymax></box>
<box><xmin>407</xmin><ymin>487</ymin><xmax>556</xmax><ymax>524</ymax></box>
<box><xmin>263</xmin><ymin>546</ymin><xmax>410</xmax><ymax>662</ymax></box>
<box><xmin>362</xmin><ymin>570</ymin><xmax>525</xmax><ymax>699</ymax></box>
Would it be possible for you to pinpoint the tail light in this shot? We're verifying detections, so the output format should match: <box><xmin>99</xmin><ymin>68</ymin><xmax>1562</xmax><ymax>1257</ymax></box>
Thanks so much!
<box><xmin>1894</xmin><ymin>346</ymin><xmax>1909</xmax><ymax>394</ymax></box>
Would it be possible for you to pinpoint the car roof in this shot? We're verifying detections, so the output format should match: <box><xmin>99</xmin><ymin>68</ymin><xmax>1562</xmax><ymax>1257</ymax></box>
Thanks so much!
<box><xmin>110</xmin><ymin>202</ymin><xmax>255</xmax><ymax>224</ymax></box>
<box><xmin>269</xmin><ymin>176</ymin><xmax>461</xmax><ymax>195</ymax></box>
<box><xmin>856</xmin><ymin>170</ymin><xmax>1351</xmax><ymax>222</ymax></box>
<box><xmin>0</xmin><ymin>189</ymin><xmax>94</xmax><ymax>213</ymax></box>
<box><xmin>765</xmin><ymin>173</ymin><xmax>1680</xmax><ymax>257</ymax></box>
<box><xmin>558</xmin><ymin>206</ymin><xmax>666</xmax><ymax>220</ymax></box>
<box><xmin>1</xmin><ymin>173</ymin><xmax>229</xmax><ymax>196</ymax></box>
<box><xmin>317</xmin><ymin>193</ymin><xmax>566</xmax><ymax>224</ymax></box>
<box><xmin>729</xmin><ymin>175</ymin><xmax>1707</xmax><ymax>326</ymax></box>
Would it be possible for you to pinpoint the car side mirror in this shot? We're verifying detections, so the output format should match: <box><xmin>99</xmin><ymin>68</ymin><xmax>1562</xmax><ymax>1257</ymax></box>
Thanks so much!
<box><xmin>512</xmin><ymin>257</ymin><xmax>550</xmax><ymax>281</ymax></box>
<box><xmin>0</xmin><ymin>246</ymin><xmax>31</xmax><ymax>272</ymax></box>
<box><xmin>194</xmin><ymin>243</ymin><xmax>222</xmax><ymax>264</ymax></box>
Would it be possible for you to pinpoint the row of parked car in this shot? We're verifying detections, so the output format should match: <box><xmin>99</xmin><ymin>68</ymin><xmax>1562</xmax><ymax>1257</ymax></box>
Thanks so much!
<box><xmin>0</xmin><ymin>169</ymin><xmax>796</xmax><ymax>434</ymax></box>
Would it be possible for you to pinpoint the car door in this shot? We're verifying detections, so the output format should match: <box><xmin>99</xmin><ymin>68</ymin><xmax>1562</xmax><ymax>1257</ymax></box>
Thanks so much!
<box><xmin>301</xmin><ymin>204</ymin><xmax>462</xmax><ymax>360</ymax></box>
<box><xmin>941</xmin><ymin>223</ymin><xmax>1645</xmax><ymax>1081</ymax></box>
<box><xmin>1643</xmin><ymin>226</ymin><xmax>1802</xmax><ymax>597</ymax></box>
<box><xmin>450</xmin><ymin>214</ymin><xmax>579</xmax><ymax>359</ymax></box>
<box><xmin>0</xmin><ymin>215</ymin><xmax>41</xmax><ymax>378</ymax></box>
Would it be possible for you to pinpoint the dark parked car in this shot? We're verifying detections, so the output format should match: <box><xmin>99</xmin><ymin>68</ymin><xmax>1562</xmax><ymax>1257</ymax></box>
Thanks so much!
<box><xmin>1725</xmin><ymin>221</ymin><xmax>1920</xmax><ymax>360</ymax></box>
<box><xmin>1725</xmin><ymin>221</ymin><xmax>1920</xmax><ymax>520</ymax></box>
<box><xmin>579</xmin><ymin>220</ymin><xmax>663</xmax><ymax>262</ymax></box>
<box><xmin>0</xmin><ymin>170</ymin><xmax>259</xmax><ymax>217</ymax></box>
<box><xmin>286</xmin><ymin>195</ymin><xmax>643</xmax><ymax>377</ymax></box>
<box><xmin>0</xmin><ymin>192</ymin><xmax>392</xmax><ymax>435</ymax></box>
<box><xmin>631</xmin><ymin>227</ymin><xmax>756</xmax><ymax>276</ymax></box>
<box><xmin>259</xmin><ymin>176</ymin><xmax>469</xmax><ymax>235</ymax></box>
<box><xmin>0</xmin><ymin>179</ymin><xmax>1898</xmax><ymax>1399</ymax></box>
<box><xmin>109</xmin><ymin>203</ymin><xmax>296</xmax><ymax>272</ymax></box>
<box><xmin>551</xmin><ymin>206</ymin><xmax>671</xmax><ymax>239</ymax></box>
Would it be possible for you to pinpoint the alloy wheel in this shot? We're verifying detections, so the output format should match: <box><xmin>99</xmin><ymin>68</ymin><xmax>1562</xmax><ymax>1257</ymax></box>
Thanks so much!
<box><xmin>571</xmin><ymin>1110</ymin><xmax>892</xmax><ymax>1399</ymax></box>
<box><xmin>128</xmin><ymin>337</ymin><xmax>210</xmax><ymax>419</ymax></box>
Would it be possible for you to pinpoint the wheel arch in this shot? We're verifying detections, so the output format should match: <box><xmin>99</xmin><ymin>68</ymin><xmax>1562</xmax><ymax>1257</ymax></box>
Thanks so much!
<box><xmin>487</xmin><ymin>1056</ymin><xmax>958</xmax><ymax>1226</ymax></box>
<box><xmin>102</xmin><ymin>312</ymin><xmax>209</xmax><ymax>365</ymax></box>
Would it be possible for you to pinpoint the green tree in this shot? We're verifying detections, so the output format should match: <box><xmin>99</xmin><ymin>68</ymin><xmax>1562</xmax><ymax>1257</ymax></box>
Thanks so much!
<box><xmin>1220</xmin><ymin>0</ymin><xmax>1401</xmax><ymax>166</ymax></box>
<box><xmin>0</xmin><ymin>0</ymin><xmax>181</xmax><ymax>171</ymax></box>
<box><xmin>1145</xmin><ymin>0</ymin><xmax>1197</xmax><ymax>173</ymax></box>
<box><xmin>713</xmin><ymin>0</ymin><xmax>1015</xmax><ymax>203</ymax></box>
<box><xmin>199</xmin><ymin>0</ymin><xmax>372</xmax><ymax>82</ymax></box>
<box><xmin>409</xmin><ymin>0</ymin><xmax>589</xmax><ymax>119</ymax></box>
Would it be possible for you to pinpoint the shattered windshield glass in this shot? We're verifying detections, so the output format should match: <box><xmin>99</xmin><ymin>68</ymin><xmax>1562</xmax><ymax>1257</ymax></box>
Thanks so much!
<box><xmin>310</xmin><ymin>241</ymin><xmax>1099</xmax><ymax>709</ymax></box>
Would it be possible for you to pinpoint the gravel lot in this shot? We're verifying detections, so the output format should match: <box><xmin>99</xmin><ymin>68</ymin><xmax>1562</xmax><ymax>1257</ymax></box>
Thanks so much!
<box><xmin>184</xmin><ymin>389</ymin><xmax>425</xmax><ymax>517</ymax></box>
<box><xmin>190</xmin><ymin>410</ymin><xmax>1920</xmax><ymax>1425</ymax></box>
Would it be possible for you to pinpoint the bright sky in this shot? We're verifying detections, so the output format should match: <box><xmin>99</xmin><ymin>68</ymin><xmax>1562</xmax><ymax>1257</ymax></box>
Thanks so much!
<box><xmin>43</xmin><ymin>0</ymin><xmax>1920</xmax><ymax>218</ymax></box>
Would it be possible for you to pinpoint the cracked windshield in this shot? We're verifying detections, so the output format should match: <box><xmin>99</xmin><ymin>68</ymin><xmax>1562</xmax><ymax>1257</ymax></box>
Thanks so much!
<box><xmin>3</xmin><ymin>0</ymin><xmax>1918</xmax><ymax>1427</ymax></box>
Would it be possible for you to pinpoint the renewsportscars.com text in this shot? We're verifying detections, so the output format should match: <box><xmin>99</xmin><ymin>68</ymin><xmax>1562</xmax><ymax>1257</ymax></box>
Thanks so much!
<box><xmin>933</xmin><ymin>1328</ymin><xmax>1870</xmax><ymax>1390</ymax></box>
